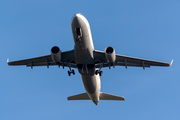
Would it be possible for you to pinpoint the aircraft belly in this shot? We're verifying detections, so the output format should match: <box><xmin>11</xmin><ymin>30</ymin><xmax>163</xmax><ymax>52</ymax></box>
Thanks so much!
<box><xmin>74</xmin><ymin>47</ymin><xmax>94</xmax><ymax>64</ymax></box>
<box><xmin>71</xmin><ymin>14</ymin><xmax>101</xmax><ymax>105</ymax></box>
<box><xmin>81</xmin><ymin>74</ymin><xmax>101</xmax><ymax>104</ymax></box>
<box><xmin>81</xmin><ymin>74</ymin><xmax>97</xmax><ymax>94</ymax></box>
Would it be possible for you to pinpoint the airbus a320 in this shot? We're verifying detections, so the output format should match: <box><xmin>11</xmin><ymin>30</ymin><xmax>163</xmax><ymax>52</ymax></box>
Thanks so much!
<box><xmin>8</xmin><ymin>13</ymin><xmax>173</xmax><ymax>105</ymax></box>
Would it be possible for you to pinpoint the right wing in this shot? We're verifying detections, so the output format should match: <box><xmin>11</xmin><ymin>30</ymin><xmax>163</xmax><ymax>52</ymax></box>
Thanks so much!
<box><xmin>94</xmin><ymin>50</ymin><xmax>173</xmax><ymax>69</ymax></box>
<box><xmin>7</xmin><ymin>50</ymin><xmax>77</xmax><ymax>68</ymax></box>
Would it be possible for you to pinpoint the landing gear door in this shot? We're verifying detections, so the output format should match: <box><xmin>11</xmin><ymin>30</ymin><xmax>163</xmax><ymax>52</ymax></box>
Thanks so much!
<box><xmin>75</xmin><ymin>28</ymin><xmax>82</xmax><ymax>41</ymax></box>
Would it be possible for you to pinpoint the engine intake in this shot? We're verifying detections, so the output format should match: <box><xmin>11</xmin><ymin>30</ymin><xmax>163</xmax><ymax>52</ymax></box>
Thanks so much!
<box><xmin>51</xmin><ymin>46</ymin><xmax>61</xmax><ymax>63</ymax></box>
<box><xmin>105</xmin><ymin>46</ymin><xmax>116</xmax><ymax>63</ymax></box>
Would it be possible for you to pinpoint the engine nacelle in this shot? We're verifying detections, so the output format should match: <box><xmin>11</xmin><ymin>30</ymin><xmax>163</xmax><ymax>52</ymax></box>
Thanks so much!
<box><xmin>51</xmin><ymin>46</ymin><xmax>61</xmax><ymax>63</ymax></box>
<box><xmin>105</xmin><ymin>46</ymin><xmax>116</xmax><ymax>63</ymax></box>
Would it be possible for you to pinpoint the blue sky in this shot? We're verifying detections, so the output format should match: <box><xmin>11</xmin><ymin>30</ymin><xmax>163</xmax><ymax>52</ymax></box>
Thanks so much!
<box><xmin>0</xmin><ymin>0</ymin><xmax>179</xmax><ymax>120</ymax></box>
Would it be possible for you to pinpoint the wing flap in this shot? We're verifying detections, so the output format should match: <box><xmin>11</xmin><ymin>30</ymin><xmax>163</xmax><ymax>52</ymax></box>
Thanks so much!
<box><xmin>25</xmin><ymin>62</ymin><xmax>77</xmax><ymax>68</ymax></box>
<box><xmin>95</xmin><ymin>62</ymin><xmax>150</xmax><ymax>68</ymax></box>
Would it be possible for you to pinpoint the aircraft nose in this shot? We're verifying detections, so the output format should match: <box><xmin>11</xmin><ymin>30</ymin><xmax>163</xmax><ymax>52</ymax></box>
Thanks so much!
<box><xmin>71</xmin><ymin>15</ymin><xmax>80</xmax><ymax>26</ymax></box>
<box><xmin>72</xmin><ymin>13</ymin><xmax>86</xmax><ymax>23</ymax></box>
<box><xmin>72</xmin><ymin>13</ymin><xmax>82</xmax><ymax>22</ymax></box>
<box><xmin>72</xmin><ymin>14</ymin><xmax>78</xmax><ymax>19</ymax></box>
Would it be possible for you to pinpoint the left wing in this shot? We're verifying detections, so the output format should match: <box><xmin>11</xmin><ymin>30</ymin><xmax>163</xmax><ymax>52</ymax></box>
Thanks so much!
<box><xmin>8</xmin><ymin>50</ymin><xmax>77</xmax><ymax>68</ymax></box>
<box><xmin>93</xmin><ymin>50</ymin><xmax>173</xmax><ymax>69</ymax></box>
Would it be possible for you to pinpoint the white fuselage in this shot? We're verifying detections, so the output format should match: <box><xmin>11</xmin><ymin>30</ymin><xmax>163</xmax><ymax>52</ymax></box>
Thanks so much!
<box><xmin>71</xmin><ymin>13</ymin><xmax>101</xmax><ymax>105</ymax></box>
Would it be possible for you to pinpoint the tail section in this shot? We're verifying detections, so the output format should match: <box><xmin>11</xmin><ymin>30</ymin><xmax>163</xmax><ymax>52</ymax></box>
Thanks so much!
<box><xmin>67</xmin><ymin>93</ymin><xmax>90</xmax><ymax>100</ymax></box>
<box><xmin>67</xmin><ymin>92</ymin><xmax>125</xmax><ymax>102</ymax></box>
<box><xmin>99</xmin><ymin>92</ymin><xmax>125</xmax><ymax>100</ymax></box>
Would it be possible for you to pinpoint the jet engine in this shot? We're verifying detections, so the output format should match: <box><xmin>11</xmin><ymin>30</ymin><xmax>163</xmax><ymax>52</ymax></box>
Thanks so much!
<box><xmin>51</xmin><ymin>46</ymin><xmax>61</xmax><ymax>63</ymax></box>
<box><xmin>105</xmin><ymin>46</ymin><xmax>116</xmax><ymax>63</ymax></box>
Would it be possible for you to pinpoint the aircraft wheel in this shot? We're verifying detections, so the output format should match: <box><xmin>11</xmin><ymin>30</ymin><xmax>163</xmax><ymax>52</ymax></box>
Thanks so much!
<box><xmin>68</xmin><ymin>71</ymin><xmax>71</xmax><ymax>76</ymax></box>
<box><xmin>99</xmin><ymin>71</ymin><xmax>103</xmax><ymax>76</ymax></box>
<box><xmin>72</xmin><ymin>69</ymin><xmax>75</xmax><ymax>75</ymax></box>
<box><xmin>95</xmin><ymin>70</ymin><xmax>98</xmax><ymax>75</ymax></box>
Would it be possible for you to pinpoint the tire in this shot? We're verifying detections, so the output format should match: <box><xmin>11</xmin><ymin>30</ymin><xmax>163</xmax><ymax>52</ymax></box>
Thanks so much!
<box><xmin>72</xmin><ymin>69</ymin><xmax>75</xmax><ymax>75</ymax></box>
<box><xmin>68</xmin><ymin>71</ymin><xmax>71</xmax><ymax>76</ymax></box>
<box><xmin>99</xmin><ymin>71</ymin><xmax>103</xmax><ymax>76</ymax></box>
<box><xmin>95</xmin><ymin>70</ymin><xmax>98</xmax><ymax>75</ymax></box>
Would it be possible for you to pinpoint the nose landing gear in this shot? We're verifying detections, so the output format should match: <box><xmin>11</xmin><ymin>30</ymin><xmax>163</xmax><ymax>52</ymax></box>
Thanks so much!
<box><xmin>67</xmin><ymin>63</ymin><xmax>75</xmax><ymax>76</ymax></box>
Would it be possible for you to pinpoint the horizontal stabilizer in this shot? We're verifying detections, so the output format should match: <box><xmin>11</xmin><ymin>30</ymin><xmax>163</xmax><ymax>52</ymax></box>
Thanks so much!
<box><xmin>68</xmin><ymin>93</ymin><xmax>90</xmax><ymax>100</ymax></box>
<box><xmin>100</xmin><ymin>92</ymin><xmax>125</xmax><ymax>100</ymax></box>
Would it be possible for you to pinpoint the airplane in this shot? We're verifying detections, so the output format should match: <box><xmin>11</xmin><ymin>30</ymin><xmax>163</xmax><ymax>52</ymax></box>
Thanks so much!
<box><xmin>7</xmin><ymin>13</ymin><xmax>173</xmax><ymax>105</ymax></box>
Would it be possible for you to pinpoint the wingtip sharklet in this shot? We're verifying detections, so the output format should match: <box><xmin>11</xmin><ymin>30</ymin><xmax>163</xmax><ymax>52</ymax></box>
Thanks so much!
<box><xmin>7</xmin><ymin>58</ymin><xmax>9</xmax><ymax>63</ymax></box>
<box><xmin>170</xmin><ymin>59</ymin><xmax>173</xmax><ymax>66</ymax></box>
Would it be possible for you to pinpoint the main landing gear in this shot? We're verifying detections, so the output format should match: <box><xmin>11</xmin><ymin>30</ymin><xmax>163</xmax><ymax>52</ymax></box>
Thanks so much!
<box><xmin>95</xmin><ymin>63</ymin><xmax>103</xmax><ymax>76</ymax></box>
<box><xmin>68</xmin><ymin>63</ymin><xmax>75</xmax><ymax>76</ymax></box>
<box><xmin>68</xmin><ymin>69</ymin><xmax>75</xmax><ymax>76</ymax></box>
